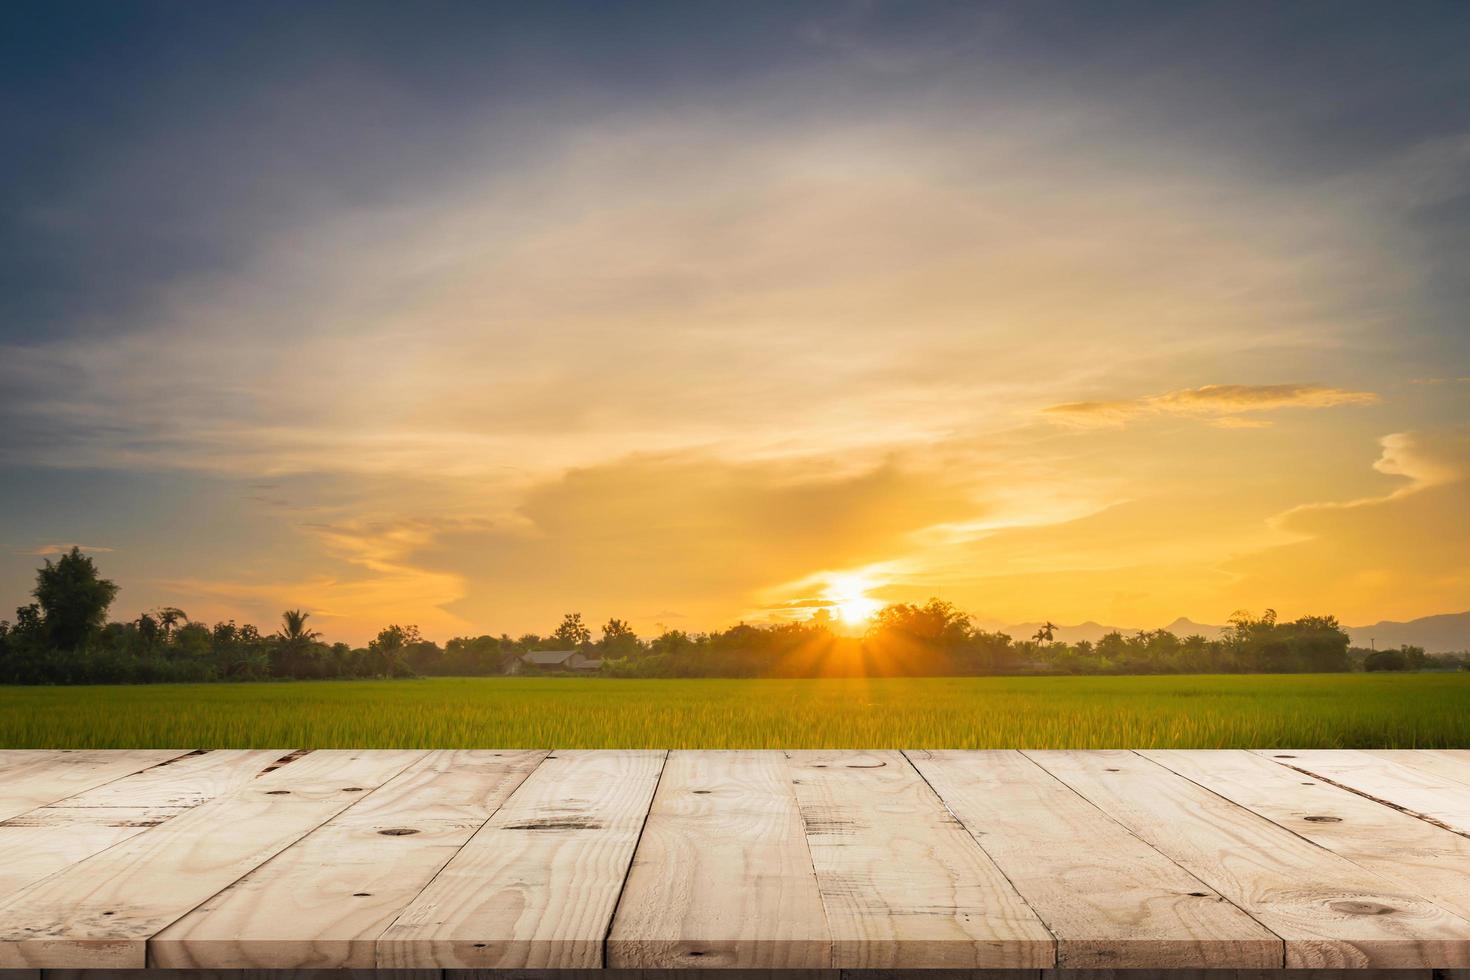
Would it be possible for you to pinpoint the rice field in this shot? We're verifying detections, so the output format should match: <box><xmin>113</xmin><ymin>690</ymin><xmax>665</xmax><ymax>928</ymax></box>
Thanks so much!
<box><xmin>2</xmin><ymin>673</ymin><xmax>1467</xmax><ymax>749</ymax></box>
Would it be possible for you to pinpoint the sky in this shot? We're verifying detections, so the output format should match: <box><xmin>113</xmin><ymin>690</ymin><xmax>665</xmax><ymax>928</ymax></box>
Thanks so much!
<box><xmin>2</xmin><ymin>1</ymin><xmax>1469</xmax><ymax>643</ymax></box>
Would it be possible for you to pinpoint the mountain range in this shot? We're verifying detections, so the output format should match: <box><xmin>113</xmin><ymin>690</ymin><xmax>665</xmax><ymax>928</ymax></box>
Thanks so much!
<box><xmin>983</xmin><ymin>611</ymin><xmax>1470</xmax><ymax>653</ymax></box>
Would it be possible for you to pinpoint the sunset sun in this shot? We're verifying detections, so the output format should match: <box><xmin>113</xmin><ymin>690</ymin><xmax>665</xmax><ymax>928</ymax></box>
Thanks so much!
<box><xmin>825</xmin><ymin>576</ymin><xmax>883</xmax><ymax>626</ymax></box>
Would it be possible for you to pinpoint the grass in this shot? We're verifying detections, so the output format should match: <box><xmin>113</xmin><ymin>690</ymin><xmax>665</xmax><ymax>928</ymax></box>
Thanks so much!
<box><xmin>1</xmin><ymin>673</ymin><xmax>1467</xmax><ymax>749</ymax></box>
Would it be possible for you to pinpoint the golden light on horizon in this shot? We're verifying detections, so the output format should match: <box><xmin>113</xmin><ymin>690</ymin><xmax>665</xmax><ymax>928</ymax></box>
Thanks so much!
<box><xmin>824</xmin><ymin>574</ymin><xmax>883</xmax><ymax>627</ymax></box>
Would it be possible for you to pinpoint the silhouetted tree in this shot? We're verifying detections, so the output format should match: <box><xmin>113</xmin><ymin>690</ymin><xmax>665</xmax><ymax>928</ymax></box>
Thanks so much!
<box><xmin>599</xmin><ymin>618</ymin><xmax>640</xmax><ymax>658</ymax></box>
<box><xmin>154</xmin><ymin>606</ymin><xmax>189</xmax><ymax>639</ymax></box>
<box><xmin>33</xmin><ymin>547</ymin><xmax>117</xmax><ymax>650</ymax></box>
<box><xmin>552</xmin><ymin>612</ymin><xmax>592</xmax><ymax>648</ymax></box>
<box><xmin>272</xmin><ymin>609</ymin><xmax>323</xmax><ymax>678</ymax></box>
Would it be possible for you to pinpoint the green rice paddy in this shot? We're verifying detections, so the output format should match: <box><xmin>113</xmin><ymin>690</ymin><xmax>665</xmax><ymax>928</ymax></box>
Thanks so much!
<box><xmin>2</xmin><ymin>673</ymin><xmax>1466</xmax><ymax>749</ymax></box>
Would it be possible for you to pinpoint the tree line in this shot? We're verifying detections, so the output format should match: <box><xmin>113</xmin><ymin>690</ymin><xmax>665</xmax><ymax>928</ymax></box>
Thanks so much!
<box><xmin>0</xmin><ymin>549</ymin><xmax>1462</xmax><ymax>684</ymax></box>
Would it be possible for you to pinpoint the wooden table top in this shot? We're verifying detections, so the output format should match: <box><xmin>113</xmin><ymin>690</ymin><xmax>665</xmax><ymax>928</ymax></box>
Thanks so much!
<box><xmin>1</xmin><ymin>748</ymin><xmax>1468</xmax><ymax>971</ymax></box>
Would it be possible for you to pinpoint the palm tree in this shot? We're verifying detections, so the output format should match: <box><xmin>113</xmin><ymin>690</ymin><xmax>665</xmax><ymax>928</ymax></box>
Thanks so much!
<box><xmin>155</xmin><ymin>606</ymin><xmax>189</xmax><ymax>638</ymax></box>
<box><xmin>274</xmin><ymin>609</ymin><xmax>322</xmax><ymax>678</ymax></box>
<box><xmin>279</xmin><ymin>609</ymin><xmax>319</xmax><ymax>644</ymax></box>
<box><xmin>1032</xmin><ymin>621</ymin><xmax>1058</xmax><ymax>644</ymax></box>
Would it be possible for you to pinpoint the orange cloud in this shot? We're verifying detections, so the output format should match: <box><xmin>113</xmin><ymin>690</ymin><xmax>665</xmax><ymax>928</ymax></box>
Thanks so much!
<box><xmin>162</xmin><ymin>518</ymin><xmax>475</xmax><ymax>640</ymax></box>
<box><xmin>25</xmin><ymin>543</ymin><xmax>115</xmax><ymax>556</ymax></box>
<box><xmin>1225</xmin><ymin>427</ymin><xmax>1470</xmax><ymax>622</ymax></box>
<box><xmin>1044</xmin><ymin>383</ymin><xmax>1379</xmax><ymax>428</ymax></box>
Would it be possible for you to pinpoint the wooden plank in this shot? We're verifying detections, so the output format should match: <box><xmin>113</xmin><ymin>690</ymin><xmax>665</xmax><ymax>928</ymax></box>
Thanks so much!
<box><xmin>1364</xmin><ymin>750</ymin><xmax>1470</xmax><ymax>789</ymax></box>
<box><xmin>607</xmin><ymin>750</ymin><xmax>832</xmax><ymax>969</ymax></box>
<box><xmin>378</xmin><ymin>749</ymin><xmax>666</xmax><ymax>970</ymax></box>
<box><xmin>0</xmin><ymin>751</ymin><xmax>188</xmax><ymax>822</ymax></box>
<box><xmin>57</xmin><ymin>972</ymin><xmax>821</xmax><ymax>980</ymax></box>
<box><xmin>1258</xmin><ymin>749</ymin><xmax>1470</xmax><ymax>835</ymax></box>
<box><xmin>1146</xmin><ymin>750</ymin><xmax>1470</xmax><ymax>924</ymax></box>
<box><xmin>1046</xmin><ymin>973</ymin><xmax>1423</xmax><ymax>980</ymax></box>
<box><xmin>445</xmin><ymin>971</ymin><xmax>843</xmax><ymax>980</ymax></box>
<box><xmin>843</xmin><ymin>972</ymin><xmax>1037</xmax><ymax>980</ymax></box>
<box><xmin>93</xmin><ymin>973</ymin><xmax>442</xmax><ymax>980</ymax></box>
<box><xmin>786</xmin><ymin>750</ymin><xmax>1053</xmax><ymax>970</ymax></box>
<box><xmin>0</xmin><ymin>750</ymin><xmax>286</xmax><ymax>899</ymax></box>
<box><xmin>151</xmin><ymin>749</ymin><xmax>548</xmax><ymax>969</ymax></box>
<box><xmin>1027</xmin><ymin>750</ymin><xmax>1470</xmax><ymax>969</ymax></box>
<box><xmin>0</xmin><ymin>750</ymin><xmax>425</xmax><ymax>969</ymax></box>
<box><xmin>51</xmin><ymin>749</ymin><xmax>289</xmax><ymax>809</ymax></box>
<box><xmin>908</xmin><ymin>750</ymin><xmax>1281</xmax><ymax>969</ymax></box>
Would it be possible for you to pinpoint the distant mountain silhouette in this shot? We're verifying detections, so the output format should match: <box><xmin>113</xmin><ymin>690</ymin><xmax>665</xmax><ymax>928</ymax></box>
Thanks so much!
<box><xmin>1344</xmin><ymin>611</ymin><xmax>1470</xmax><ymax>654</ymax></box>
<box><xmin>983</xmin><ymin>611</ymin><xmax>1470</xmax><ymax>653</ymax></box>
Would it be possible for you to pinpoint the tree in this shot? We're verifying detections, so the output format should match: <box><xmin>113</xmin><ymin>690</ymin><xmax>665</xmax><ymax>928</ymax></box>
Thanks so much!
<box><xmin>869</xmin><ymin>599</ymin><xmax>971</xmax><ymax>649</ymax></box>
<box><xmin>599</xmin><ymin>618</ymin><xmax>641</xmax><ymax>658</ymax></box>
<box><xmin>1364</xmin><ymin>647</ymin><xmax>1409</xmax><ymax>671</ymax></box>
<box><xmin>154</xmin><ymin>606</ymin><xmax>189</xmax><ymax>639</ymax></box>
<box><xmin>1032</xmin><ymin>621</ymin><xmax>1058</xmax><ymax>644</ymax></box>
<box><xmin>32</xmin><ymin>547</ymin><xmax>118</xmax><ymax>650</ymax></box>
<box><xmin>552</xmin><ymin>612</ymin><xmax>592</xmax><ymax>648</ymax></box>
<box><xmin>365</xmin><ymin>624</ymin><xmax>419</xmax><ymax>677</ymax></box>
<box><xmin>273</xmin><ymin>609</ymin><xmax>323</xmax><ymax>678</ymax></box>
<box><xmin>1283</xmin><ymin>615</ymin><xmax>1350</xmax><ymax>672</ymax></box>
<box><xmin>279</xmin><ymin>609</ymin><xmax>319</xmax><ymax>644</ymax></box>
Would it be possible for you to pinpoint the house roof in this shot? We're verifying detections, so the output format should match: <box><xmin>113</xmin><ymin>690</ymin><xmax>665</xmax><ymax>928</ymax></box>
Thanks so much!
<box><xmin>521</xmin><ymin>649</ymin><xmax>580</xmax><ymax>665</ymax></box>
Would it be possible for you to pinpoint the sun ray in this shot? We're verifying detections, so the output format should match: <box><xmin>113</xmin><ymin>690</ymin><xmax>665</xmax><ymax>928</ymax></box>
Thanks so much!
<box><xmin>823</xmin><ymin>574</ymin><xmax>882</xmax><ymax>627</ymax></box>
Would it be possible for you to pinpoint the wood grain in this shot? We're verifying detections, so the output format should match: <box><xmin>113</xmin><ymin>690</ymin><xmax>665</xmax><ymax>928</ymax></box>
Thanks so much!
<box><xmin>1028</xmin><ymin>749</ymin><xmax>1470</xmax><ymax>968</ymax></box>
<box><xmin>1146</xmin><ymin>750</ymin><xmax>1470</xmax><ymax>924</ymax></box>
<box><xmin>787</xmin><ymin>750</ymin><xmax>1053</xmax><ymax>970</ymax></box>
<box><xmin>2</xmin><ymin>749</ymin><xmax>1470</xmax><ymax>971</ymax></box>
<box><xmin>45</xmin><ymin>971</ymin><xmax>441</xmax><ymax>980</ymax></box>
<box><xmin>378</xmin><ymin>749</ymin><xmax>666</xmax><ymax>970</ymax></box>
<box><xmin>1364</xmin><ymin>750</ymin><xmax>1470</xmax><ymax>789</ymax></box>
<box><xmin>151</xmin><ymin>749</ymin><xmax>547</xmax><ymax>969</ymax></box>
<box><xmin>0</xmin><ymin>750</ymin><xmax>285</xmax><ymax>899</ymax></box>
<box><xmin>909</xmin><ymin>750</ymin><xmax>1281</xmax><ymax>968</ymax></box>
<box><xmin>0</xmin><ymin>751</ymin><xmax>188</xmax><ymax>822</ymax></box>
<box><xmin>607</xmin><ymin>750</ymin><xmax>832</xmax><ymax>969</ymax></box>
<box><xmin>0</xmin><ymin>750</ymin><xmax>425</xmax><ymax>969</ymax></box>
<box><xmin>1259</xmin><ymin>749</ymin><xmax>1470</xmax><ymax>835</ymax></box>
<box><xmin>1050</xmin><ymin>971</ymin><xmax>1431</xmax><ymax>980</ymax></box>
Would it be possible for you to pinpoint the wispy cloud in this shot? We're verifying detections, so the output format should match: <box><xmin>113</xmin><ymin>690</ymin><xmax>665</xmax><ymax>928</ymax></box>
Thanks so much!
<box><xmin>1043</xmin><ymin>383</ymin><xmax>1380</xmax><ymax>429</ymax></box>
<box><xmin>1227</xmin><ymin>427</ymin><xmax>1470</xmax><ymax>621</ymax></box>
<box><xmin>2</xmin><ymin>18</ymin><xmax>1466</xmax><ymax>636</ymax></box>
<box><xmin>162</xmin><ymin>517</ymin><xmax>477</xmax><ymax>637</ymax></box>
<box><xmin>24</xmin><ymin>543</ymin><xmax>115</xmax><ymax>556</ymax></box>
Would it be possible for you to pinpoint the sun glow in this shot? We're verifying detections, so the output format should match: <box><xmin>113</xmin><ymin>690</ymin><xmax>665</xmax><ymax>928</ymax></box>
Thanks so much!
<box><xmin>824</xmin><ymin>575</ymin><xmax>883</xmax><ymax>626</ymax></box>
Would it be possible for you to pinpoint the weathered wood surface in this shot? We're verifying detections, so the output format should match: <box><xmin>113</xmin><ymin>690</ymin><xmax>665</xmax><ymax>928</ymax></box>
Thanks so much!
<box><xmin>787</xmin><ymin>750</ymin><xmax>1052</xmax><ymax>970</ymax></box>
<box><xmin>3</xmin><ymin>750</ymin><xmax>1470</xmax><ymax>971</ymax></box>
<box><xmin>0</xmin><ymin>751</ymin><xmax>189</xmax><ymax>823</ymax></box>
<box><xmin>607</xmin><ymin>751</ymin><xmax>830</xmax><ymax>970</ymax></box>
<box><xmin>0</xmin><ymin>751</ymin><xmax>425</xmax><ymax>969</ymax></box>
<box><xmin>1144</xmin><ymin>750</ymin><xmax>1470</xmax><ymax>925</ymax></box>
<box><xmin>152</xmin><ymin>751</ymin><xmax>549</xmax><ymax>970</ymax></box>
<box><xmin>0</xmin><ymin>750</ymin><xmax>287</xmax><ymax>899</ymax></box>
<box><xmin>907</xmin><ymin>750</ymin><xmax>1280</xmax><ymax>969</ymax></box>
<box><xmin>378</xmin><ymin>750</ymin><xmax>666</xmax><ymax>970</ymax></box>
<box><xmin>1027</xmin><ymin>750</ymin><xmax>1470</xmax><ymax>969</ymax></box>
<box><xmin>1258</xmin><ymin>750</ymin><xmax>1470</xmax><ymax>835</ymax></box>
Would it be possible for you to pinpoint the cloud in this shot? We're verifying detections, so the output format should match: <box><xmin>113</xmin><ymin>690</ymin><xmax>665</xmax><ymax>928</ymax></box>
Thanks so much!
<box><xmin>1043</xmin><ymin>383</ymin><xmax>1380</xmax><ymax>428</ymax></box>
<box><xmin>1225</xmin><ymin>427</ymin><xmax>1470</xmax><ymax>621</ymax></box>
<box><xmin>1271</xmin><ymin>428</ymin><xmax>1469</xmax><ymax>521</ymax></box>
<box><xmin>2</xmin><ymin>54</ymin><xmax>1460</xmax><ymax>637</ymax></box>
<box><xmin>25</xmin><ymin>543</ymin><xmax>114</xmax><ymax>556</ymax></box>
<box><xmin>403</xmin><ymin>452</ymin><xmax>985</xmax><ymax>635</ymax></box>
<box><xmin>162</xmin><ymin>518</ymin><xmax>476</xmax><ymax>640</ymax></box>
